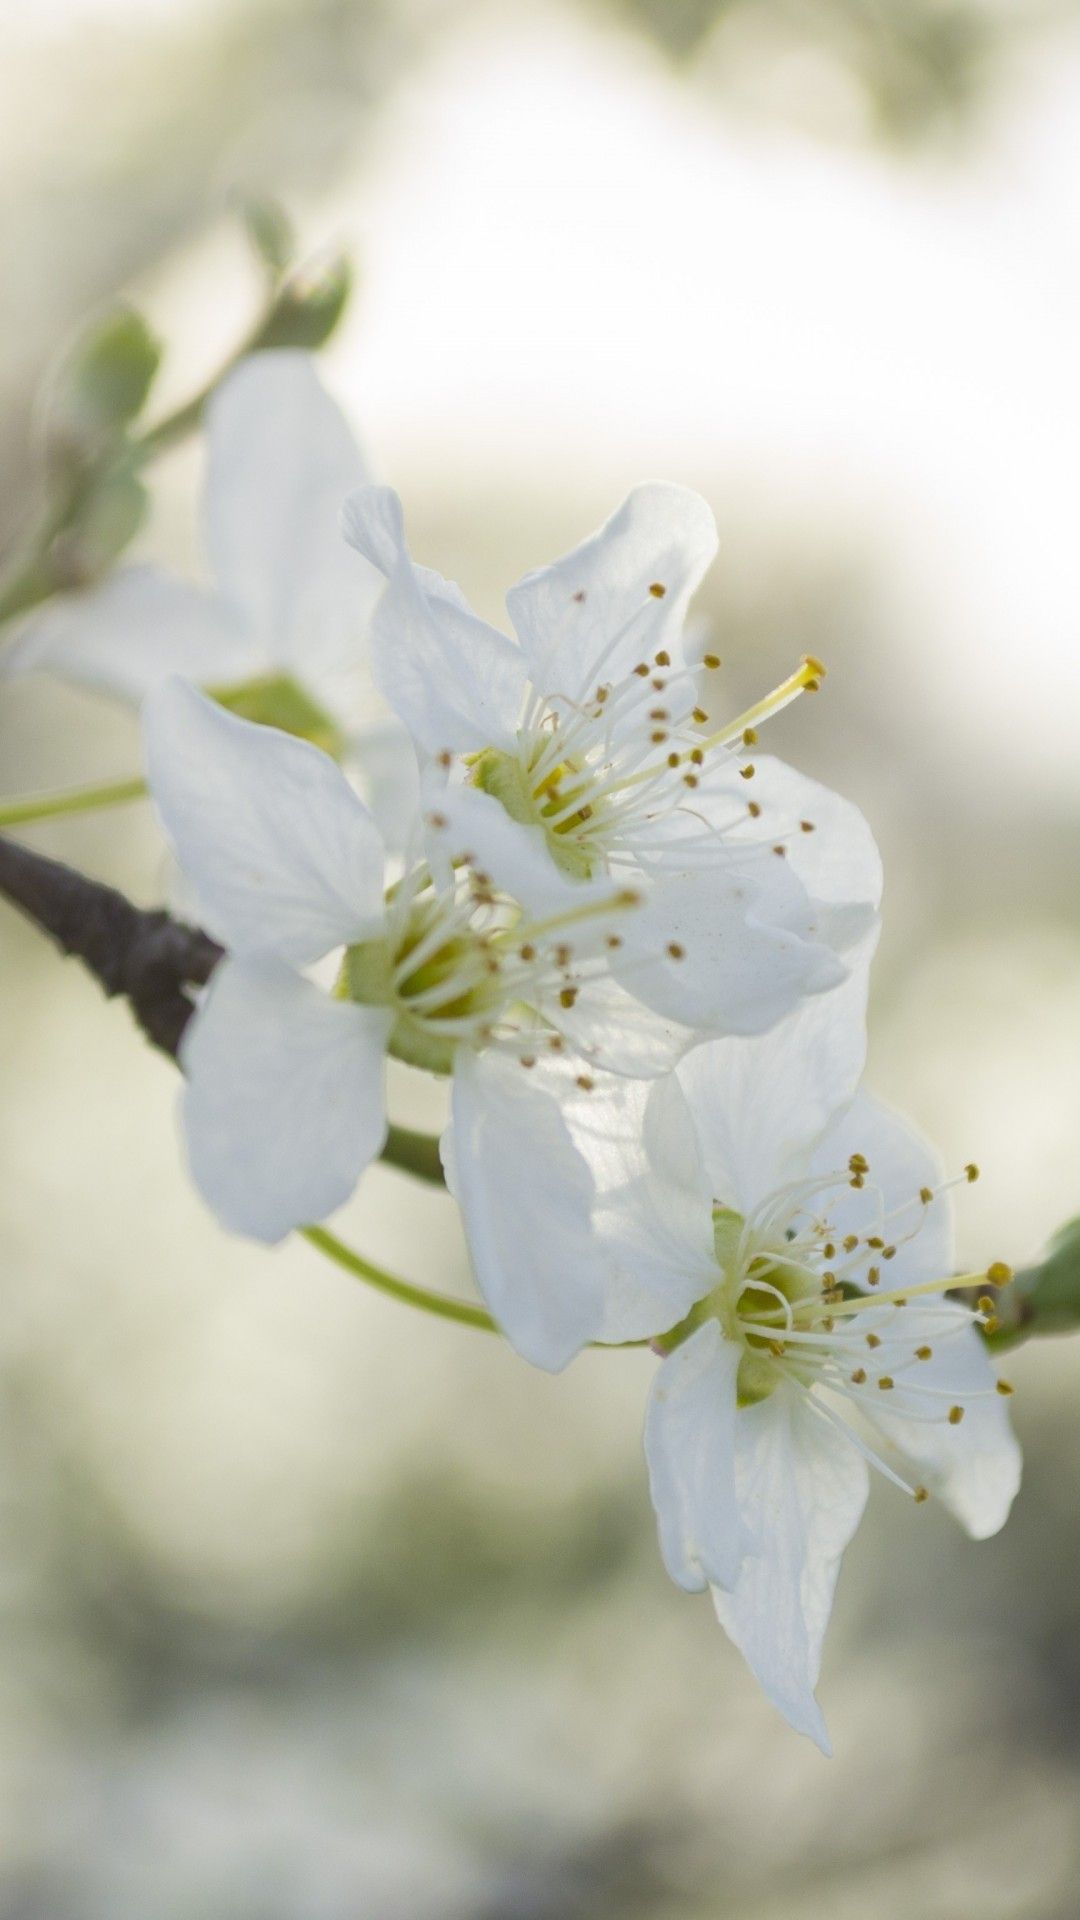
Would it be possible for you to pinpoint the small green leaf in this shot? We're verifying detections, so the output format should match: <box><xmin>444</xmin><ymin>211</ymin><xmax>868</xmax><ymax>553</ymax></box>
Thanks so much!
<box><xmin>241</xmin><ymin>196</ymin><xmax>295</xmax><ymax>279</ymax></box>
<box><xmin>50</xmin><ymin>306</ymin><xmax>163</xmax><ymax>465</ymax></box>
<box><xmin>251</xmin><ymin>254</ymin><xmax>353</xmax><ymax>352</ymax></box>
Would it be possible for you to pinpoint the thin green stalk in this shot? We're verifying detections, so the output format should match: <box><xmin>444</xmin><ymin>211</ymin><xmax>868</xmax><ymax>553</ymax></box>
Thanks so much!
<box><xmin>302</xmin><ymin>1222</ymin><xmax>651</xmax><ymax>1349</ymax></box>
<box><xmin>0</xmin><ymin>775</ymin><xmax>147</xmax><ymax>830</ymax></box>
<box><xmin>301</xmin><ymin>1224</ymin><xmax>499</xmax><ymax>1333</ymax></box>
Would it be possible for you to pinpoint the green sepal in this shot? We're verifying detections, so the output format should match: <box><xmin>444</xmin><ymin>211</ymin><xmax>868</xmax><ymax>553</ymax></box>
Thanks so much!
<box><xmin>981</xmin><ymin>1216</ymin><xmax>1080</xmax><ymax>1351</ymax></box>
<box><xmin>49</xmin><ymin>305</ymin><xmax>162</xmax><ymax>471</ymax></box>
<box><xmin>207</xmin><ymin>673</ymin><xmax>346</xmax><ymax>759</ymax></box>
<box><xmin>251</xmin><ymin>255</ymin><xmax>353</xmax><ymax>352</ymax></box>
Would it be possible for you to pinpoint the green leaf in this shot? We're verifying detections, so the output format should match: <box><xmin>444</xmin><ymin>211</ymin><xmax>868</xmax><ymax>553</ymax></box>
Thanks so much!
<box><xmin>47</xmin><ymin>467</ymin><xmax>149</xmax><ymax>589</ymax></box>
<box><xmin>50</xmin><ymin>306</ymin><xmax>163</xmax><ymax>464</ymax></box>
<box><xmin>982</xmin><ymin>1215</ymin><xmax>1080</xmax><ymax>1350</ymax></box>
<box><xmin>251</xmin><ymin>254</ymin><xmax>354</xmax><ymax>352</ymax></box>
<box><xmin>241</xmin><ymin>196</ymin><xmax>295</xmax><ymax>279</ymax></box>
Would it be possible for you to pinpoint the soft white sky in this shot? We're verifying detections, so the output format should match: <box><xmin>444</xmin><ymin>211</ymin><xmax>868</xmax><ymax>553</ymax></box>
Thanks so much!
<box><xmin>314</xmin><ymin>9</ymin><xmax>1080</xmax><ymax>788</ymax></box>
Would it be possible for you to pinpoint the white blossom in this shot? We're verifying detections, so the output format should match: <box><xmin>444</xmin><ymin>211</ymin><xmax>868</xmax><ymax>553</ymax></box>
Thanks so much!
<box><xmin>342</xmin><ymin>483</ymin><xmax>882</xmax><ymax>1034</ymax></box>
<box><xmin>559</xmin><ymin>983</ymin><xmax>1021</xmax><ymax>1749</ymax></box>
<box><xmin>7</xmin><ymin>352</ymin><xmax>411</xmax><ymax>835</ymax></box>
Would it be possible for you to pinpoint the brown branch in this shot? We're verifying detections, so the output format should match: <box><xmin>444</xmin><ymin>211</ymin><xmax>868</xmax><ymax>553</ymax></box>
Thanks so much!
<box><xmin>0</xmin><ymin>833</ymin><xmax>222</xmax><ymax>1057</ymax></box>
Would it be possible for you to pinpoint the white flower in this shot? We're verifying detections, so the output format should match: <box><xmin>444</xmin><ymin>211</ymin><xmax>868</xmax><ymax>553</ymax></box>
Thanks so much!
<box><xmin>561</xmin><ymin>984</ymin><xmax>1021</xmax><ymax>1750</ymax></box>
<box><xmin>342</xmin><ymin>483</ymin><xmax>882</xmax><ymax>1035</ymax></box>
<box><xmin>7</xmin><ymin>352</ymin><xmax>411</xmax><ymax>834</ymax></box>
<box><xmin>144</xmin><ymin>676</ymin><xmax>742</xmax><ymax>1369</ymax></box>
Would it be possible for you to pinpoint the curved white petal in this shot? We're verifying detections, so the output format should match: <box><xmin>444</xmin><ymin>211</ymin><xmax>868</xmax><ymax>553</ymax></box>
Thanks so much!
<box><xmin>346</xmin><ymin>718</ymin><xmax>421</xmax><ymax>857</ymax></box>
<box><xmin>712</xmin><ymin>1386</ymin><xmax>869</xmax><ymax>1753</ymax></box>
<box><xmin>342</xmin><ymin>486</ymin><xmax>527</xmax><ymax>753</ymax></box>
<box><xmin>144</xmin><ymin>678</ymin><xmax>386</xmax><ymax>962</ymax></box>
<box><xmin>180</xmin><ymin>958</ymin><xmax>391</xmax><ymax>1242</ymax></box>
<box><xmin>674</xmin><ymin>961</ymin><xmax>871</xmax><ymax>1215</ymax></box>
<box><xmin>506</xmin><ymin>483</ymin><xmax>718</xmax><ymax>699</ymax></box>
<box><xmin>204</xmin><ymin>352</ymin><xmax>382</xmax><ymax>706</ymax></box>
<box><xmin>423</xmin><ymin>775</ymin><xmax>606</xmax><ymax>919</ymax></box>
<box><xmin>445</xmin><ymin>1048</ymin><xmax>612</xmax><ymax>1371</ymax></box>
<box><xmin>646</xmin><ymin>1321</ymin><xmax>746</xmax><ymax>1592</ymax></box>
<box><xmin>546</xmin><ymin>973</ymin><xmax>693</xmax><ymax>1079</ymax></box>
<box><xmin>3</xmin><ymin>566</ymin><xmax>256</xmax><ymax>705</ymax></box>
<box><xmin>565</xmin><ymin>1072</ymin><xmax>715</xmax><ymax>1342</ymax></box>
<box><xmin>614</xmin><ymin>855</ymin><xmax>846</xmax><ymax>1035</ymax></box>
<box><xmin>859</xmin><ymin>1306</ymin><xmax>1021</xmax><ymax>1539</ymax></box>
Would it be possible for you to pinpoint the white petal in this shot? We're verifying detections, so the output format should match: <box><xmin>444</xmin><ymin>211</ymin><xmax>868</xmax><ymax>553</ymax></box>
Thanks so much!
<box><xmin>445</xmin><ymin>1048</ymin><xmax>613</xmax><ymax>1371</ymax></box>
<box><xmin>614</xmin><ymin>854</ymin><xmax>846</xmax><ymax>1035</ymax></box>
<box><xmin>3</xmin><ymin>566</ymin><xmax>255</xmax><ymax>705</ymax></box>
<box><xmin>144</xmin><ymin>678</ymin><xmax>386</xmax><ymax>962</ymax></box>
<box><xmin>565</xmin><ymin>1072</ymin><xmax>715</xmax><ymax>1341</ymax></box>
<box><xmin>861</xmin><ymin>1306</ymin><xmax>1021</xmax><ymax>1539</ymax></box>
<box><xmin>346</xmin><ymin>718</ymin><xmax>421</xmax><ymax>857</ymax></box>
<box><xmin>180</xmin><ymin>957</ymin><xmax>391</xmax><ymax>1242</ymax></box>
<box><xmin>673</xmin><ymin>961</ymin><xmax>871</xmax><ymax>1215</ymax></box>
<box><xmin>808</xmin><ymin>1091</ymin><xmax>954</xmax><ymax>1294</ymax></box>
<box><xmin>204</xmin><ymin>352</ymin><xmax>383</xmax><ymax>704</ymax></box>
<box><xmin>669</xmin><ymin>754</ymin><xmax>882</xmax><ymax>911</ymax></box>
<box><xmin>547</xmin><ymin>973</ymin><xmax>693</xmax><ymax>1079</ymax></box>
<box><xmin>506</xmin><ymin>483</ymin><xmax>718</xmax><ymax>699</ymax></box>
<box><xmin>342</xmin><ymin>486</ymin><xmax>527</xmax><ymax>753</ymax></box>
<box><xmin>646</xmin><ymin>1322</ymin><xmax>746</xmax><ymax>1593</ymax></box>
<box><xmin>712</xmin><ymin>1387</ymin><xmax>869</xmax><ymax>1752</ymax></box>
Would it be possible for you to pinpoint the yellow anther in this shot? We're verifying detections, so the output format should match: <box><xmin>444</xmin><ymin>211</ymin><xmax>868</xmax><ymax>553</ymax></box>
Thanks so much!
<box><xmin>559</xmin><ymin>987</ymin><xmax>578</xmax><ymax>1008</ymax></box>
<box><xmin>703</xmin><ymin>653</ymin><xmax>721</xmax><ymax>669</ymax></box>
<box><xmin>649</xmin><ymin>582</ymin><xmax>667</xmax><ymax>598</ymax></box>
<box><xmin>984</xmin><ymin>1315</ymin><xmax>1000</xmax><ymax>1334</ymax></box>
<box><xmin>843</xmin><ymin>1235</ymin><xmax>858</xmax><ymax>1252</ymax></box>
<box><xmin>683</xmin><ymin>772</ymin><xmax>699</xmax><ymax>789</ymax></box>
<box><xmin>987</xmin><ymin>1262</ymin><xmax>1012</xmax><ymax>1286</ymax></box>
<box><xmin>850</xmin><ymin>1367</ymin><xmax>867</xmax><ymax>1384</ymax></box>
<box><xmin>801</xmin><ymin>654</ymin><xmax>826</xmax><ymax>679</ymax></box>
<box><xmin>867</xmin><ymin>1266</ymin><xmax>880</xmax><ymax>1285</ymax></box>
<box><xmin>692</xmin><ymin>706</ymin><xmax>708</xmax><ymax>724</ymax></box>
<box><xmin>920</xmin><ymin>1186</ymin><xmax>934</xmax><ymax>1205</ymax></box>
<box><xmin>965</xmin><ymin>1163</ymin><xmax>980</xmax><ymax>1183</ymax></box>
<box><xmin>948</xmin><ymin>1405</ymin><xmax>964</xmax><ymax>1424</ymax></box>
<box><xmin>742</xmin><ymin>727</ymin><xmax>758</xmax><ymax>745</ymax></box>
<box><xmin>914</xmin><ymin>1486</ymin><xmax>930</xmax><ymax>1504</ymax></box>
<box><xmin>977</xmin><ymin>1295</ymin><xmax>994</xmax><ymax>1315</ymax></box>
<box><xmin>667</xmin><ymin>752</ymin><xmax>680</xmax><ymax>768</ymax></box>
<box><xmin>996</xmin><ymin>1379</ymin><xmax>1014</xmax><ymax>1396</ymax></box>
<box><xmin>520</xmin><ymin>1055</ymin><xmax>536</xmax><ymax>1069</ymax></box>
<box><xmin>849</xmin><ymin>1154</ymin><xmax>869</xmax><ymax>1174</ymax></box>
<box><xmin>878</xmin><ymin>1376</ymin><xmax>895</xmax><ymax>1391</ymax></box>
<box><xmin>739</xmin><ymin>764</ymin><xmax>756</xmax><ymax>780</ymax></box>
<box><xmin>633</xmin><ymin>663</ymin><xmax>650</xmax><ymax>677</ymax></box>
<box><xmin>655</xmin><ymin>650</ymin><xmax>671</xmax><ymax>667</ymax></box>
<box><xmin>849</xmin><ymin>1174</ymin><xmax>865</xmax><ymax>1189</ymax></box>
<box><xmin>915</xmin><ymin>1345</ymin><xmax>933</xmax><ymax>1361</ymax></box>
<box><xmin>882</xmin><ymin>1245</ymin><xmax>897</xmax><ymax>1261</ymax></box>
<box><xmin>606</xmin><ymin>933</ymin><xmax>623</xmax><ymax>949</ymax></box>
<box><xmin>866</xmin><ymin>1333</ymin><xmax>882</xmax><ymax>1350</ymax></box>
<box><xmin>667</xmin><ymin>942</ymin><xmax>685</xmax><ymax>960</ymax></box>
<box><xmin>747</xmin><ymin>800</ymin><xmax>762</xmax><ymax>818</ymax></box>
<box><xmin>800</xmin><ymin>819</ymin><xmax>816</xmax><ymax>833</ymax></box>
<box><xmin>576</xmin><ymin>1074</ymin><xmax>595</xmax><ymax>1091</ymax></box>
<box><xmin>823</xmin><ymin>1243</ymin><xmax>836</xmax><ymax>1259</ymax></box>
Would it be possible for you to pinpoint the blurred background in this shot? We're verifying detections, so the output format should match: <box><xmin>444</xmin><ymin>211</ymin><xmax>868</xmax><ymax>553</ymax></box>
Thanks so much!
<box><xmin>2</xmin><ymin>0</ymin><xmax>1080</xmax><ymax>1912</ymax></box>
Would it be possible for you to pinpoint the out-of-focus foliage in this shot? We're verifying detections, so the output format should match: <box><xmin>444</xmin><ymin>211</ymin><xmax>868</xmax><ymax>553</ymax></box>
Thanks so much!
<box><xmin>987</xmin><ymin>1218</ymin><xmax>1080</xmax><ymax>1351</ymax></box>
<box><xmin>606</xmin><ymin>0</ymin><xmax>1059</xmax><ymax>144</ymax></box>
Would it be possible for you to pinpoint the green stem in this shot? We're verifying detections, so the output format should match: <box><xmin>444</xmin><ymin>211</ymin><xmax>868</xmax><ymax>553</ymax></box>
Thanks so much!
<box><xmin>0</xmin><ymin>776</ymin><xmax>147</xmax><ymax>830</ymax></box>
<box><xmin>300</xmin><ymin>1224</ymin><xmax>499</xmax><ymax>1334</ymax></box>
<box><xmin>381</xmin><ymin>1122</ymin><xmax>446</xmax><ymax>1185</ymax></box>
<box><xmin>302</xmin><ymin>1222</ymin><xmax>650</xmax><ymax>1350</ymax></box>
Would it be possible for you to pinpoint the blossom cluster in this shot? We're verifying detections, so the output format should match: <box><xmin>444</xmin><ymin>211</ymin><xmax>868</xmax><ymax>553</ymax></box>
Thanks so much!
<box><xmin>12</xmin><ymin>352</ymin><xmax>1020</xmax><ymax>1751</ymax></box>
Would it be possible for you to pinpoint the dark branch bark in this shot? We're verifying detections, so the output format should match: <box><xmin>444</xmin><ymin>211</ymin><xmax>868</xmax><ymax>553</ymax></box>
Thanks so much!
<box><xmin>0</xmin><ymin>833</ymin><xmax>222</xmax><ymax>1057</ymax></box>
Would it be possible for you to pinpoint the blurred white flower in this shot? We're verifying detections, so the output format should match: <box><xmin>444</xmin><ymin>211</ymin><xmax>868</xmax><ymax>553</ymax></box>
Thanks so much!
<box><xmin>343</xmin><ymin>481</ymin><xmax>882</xmax><ymax>1019</ymax></box>
<box><xmin>561</xmin><ymin>985</ymin><xmax>1021</xmax><ymax>1750</ymax></box>
<box><xmin>7</xmin><ymin>351</ymin><xmax>414</xmax><ymax>837</ymax></box>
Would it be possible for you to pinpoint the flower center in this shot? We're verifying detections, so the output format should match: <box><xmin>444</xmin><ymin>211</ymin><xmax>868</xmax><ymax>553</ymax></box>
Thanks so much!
<box><xmin>207</xmin><ymin>672</ymin><xmax>346</xmax><ymax>759</ymax></box>
<box><xmin>659</xmin><ymin>1164</ymin><xmax>1014</xmax><ymax>1492</ymax></box>
<box><xmin>340</xmin><ymin>860</ymin><xmax>642</xmax><ymax>1074</ymax></box>
<box><xmin>464</xmin><ymin>623</ymin><xmax>825</xmax><ymax>880</ymax></box>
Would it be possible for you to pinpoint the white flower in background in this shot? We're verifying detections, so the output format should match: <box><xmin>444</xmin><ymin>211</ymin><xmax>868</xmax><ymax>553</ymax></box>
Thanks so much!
<box><xmin>7</xmin><ymin>351</ymin><xmax>412</xmax><ymax>836</ymax></box>
<box><xmin>147</xmin><ymin>676</ymin><xmax>835</xmax><ymax>1368</ymax></box>
<box><xmin>560</xmin><ymin>985</ymin><xmax>1021</xmax><ymax>1750</ymax></box>
<box><xmin>342</xmin><ymin>482</ymin><xmax>882</xmax><ymax>1028</ymax></box>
